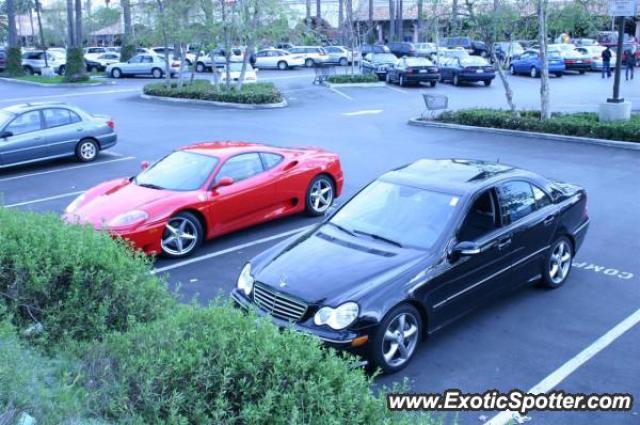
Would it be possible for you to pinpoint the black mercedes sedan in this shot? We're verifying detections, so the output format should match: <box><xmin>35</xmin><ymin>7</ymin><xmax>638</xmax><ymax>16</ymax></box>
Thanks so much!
<box><xmin>361</xmin><ymin>52</ymin><xmax>399</xmax><ymax>80</ymax></box>
<box><xmin>231</xmin><ymin>159</ymin><xmax>590</xmax><ymax>373</ymax></box>
<box><xmin>438</xmin><ymin>55</ymin><xmax>496</xmax><ymax>86</ymax></box>
<box><xmin>386</xmin><ymin>57</ymin><xmax>440</xmax><ymax>87</ymax></box>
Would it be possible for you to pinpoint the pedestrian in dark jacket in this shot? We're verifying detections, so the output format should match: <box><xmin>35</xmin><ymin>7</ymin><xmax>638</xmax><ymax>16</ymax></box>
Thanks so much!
<box><xmin>623</xmin><ymin>49</ymin><xmax>635</xmax><ymax>80</ymax></box>
<box><xmin>601</xmin><ymin>46</ymin><xmax>612</xmax><ymax>78</ymax></box>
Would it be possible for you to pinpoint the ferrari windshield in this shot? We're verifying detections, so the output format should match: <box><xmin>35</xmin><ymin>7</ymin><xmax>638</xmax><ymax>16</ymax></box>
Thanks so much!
<box><xmin>330</xmin><ymin>180</ymin><xmax>459</xmax><ymax>250</ymax></box>
<box><xmin>135</xmin><ymin>151</ymin><xmax>219</xmax><ymax>191</ymax></box>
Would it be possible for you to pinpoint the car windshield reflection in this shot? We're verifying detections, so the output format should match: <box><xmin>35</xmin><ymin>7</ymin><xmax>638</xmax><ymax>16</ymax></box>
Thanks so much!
<box><xmin>135</xmin><ymin>151</ymin><xmax>219</xmax><ymax>191</ymax></box>
<box><xmin>330</xmin><ymin>180</ymin><xmax>459</xmax><ymax>250</ymax></box>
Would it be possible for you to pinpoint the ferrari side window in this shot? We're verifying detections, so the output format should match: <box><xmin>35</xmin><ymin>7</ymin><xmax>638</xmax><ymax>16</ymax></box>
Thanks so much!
<box><xmin>218</xmin><ymin>153</ymin><xmax>264</xmax><ymax>182</ymax></box>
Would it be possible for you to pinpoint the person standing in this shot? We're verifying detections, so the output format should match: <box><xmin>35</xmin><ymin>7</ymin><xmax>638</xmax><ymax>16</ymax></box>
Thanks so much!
<box><xmin>601</xmin><ymin>46</ymin><xmax>612</xmax><ymax>79</ymax></box>
<box><xmin>623</xmin><ymin>49</ymin><xmax>635</xmax><ymax>80</ymax></box>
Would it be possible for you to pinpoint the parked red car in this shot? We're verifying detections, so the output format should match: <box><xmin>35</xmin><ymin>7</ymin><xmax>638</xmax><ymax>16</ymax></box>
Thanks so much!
<box><xmin>64</xmin><ymin>142</ymin><xmax>344</xmax><ymax>258</ymax></box>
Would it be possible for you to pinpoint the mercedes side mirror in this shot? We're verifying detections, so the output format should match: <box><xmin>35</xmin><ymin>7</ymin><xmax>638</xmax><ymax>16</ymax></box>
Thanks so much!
<box><xmin>0</xmin><ymin>130</ymin><xmax>13</xmax><ymax>138</ymax></box>
<box><xmin>453</xmin><ymin>241</ymin><xmax>481</xmax><ymax>256</ymax></box>
<box><xmin>140</xmin><ymin>160</ymin><xmax>150</xmax><ymax>170</ymax></box>
<box><xmin>213</xmin><ymin>176</ymin><xmax>234</xmax><ymax>190</ymax></box>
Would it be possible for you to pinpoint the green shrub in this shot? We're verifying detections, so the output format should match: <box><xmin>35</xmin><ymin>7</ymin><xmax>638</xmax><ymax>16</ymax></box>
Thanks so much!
<box><xmin>0</xmin><ymin>208</ymin><xmax>174</xmax><ymax>346</ymax></box>
<box><xmin>436</xmin><ymin>108</ymin><xmax>640</xmax><ymax>142</ymax></box>
<box><xmin>83</xmin><ymin>303</ymin><xmax>433</xmax><ymax>425</ymax></box>
<box><xmin>0</xmin><ymin>311</ymin><xmax>93</xmax><ymax>425</ymax></box>
<box><xmin>3</xmin><ymin>47</ymin><xmax>24</xmax><ymax>76</ymax></box>
<box><xmin>143</xmin><ymin>80</ymin><xmax>283</xmax><ymax>104</ymax></box>
<box><xmin>327</xmin><ymin>73</ymin><xmax>380</xmax><ymax>84</ymax></box>
<box><xmin>64</xmin><ymin>47</ymin><xmax>89</xmax><ymax>83</ymax></box>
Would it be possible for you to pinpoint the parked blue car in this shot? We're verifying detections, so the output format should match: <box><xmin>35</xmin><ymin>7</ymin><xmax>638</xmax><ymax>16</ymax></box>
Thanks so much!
<box><xmin>509</xmin><ymin>50</ymin><xmax>565</xmax><ymax>78</ymax></box>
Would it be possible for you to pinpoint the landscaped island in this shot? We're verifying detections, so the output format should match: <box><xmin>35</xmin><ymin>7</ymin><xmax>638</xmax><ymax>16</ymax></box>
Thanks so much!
<box><xmin>431</xmin><ymin>109</ymin><xmax>640</xmax><ymax>143</ymax></box>
<box><xmin>143</xmin><ymin>79</ymin><xmax>284</xmax><ymax>105</ymax></box>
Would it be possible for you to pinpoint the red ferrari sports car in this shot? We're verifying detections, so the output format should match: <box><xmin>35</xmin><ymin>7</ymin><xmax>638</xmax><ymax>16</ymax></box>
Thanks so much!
<box><xmin>63</xmin><ymin>142</ymin><xmax>344</xmax><ymax>258</ymax></box>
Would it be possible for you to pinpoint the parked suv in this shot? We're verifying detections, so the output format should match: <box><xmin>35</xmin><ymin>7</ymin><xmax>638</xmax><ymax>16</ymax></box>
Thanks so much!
<box><xmin>388</xmin><ymin>41</ymin><xmax>417</xmax><ymax>57</ymax></box>
<box><xmin>0</xmin><ymin>49</ymin><xmax>6</xmax><ymax>72</ymax></box>
<box><xmin>287</xmin><ymin>46</ymin><xmax>329</xmax><ymax>67</ymax></box>
<box><xmin>441</xmin><ymin>37</ymin><xmax>488</xmax><ymax>57</ymax></box>
<box><xmin>21</xmin><ymin>50</ymin><xmax>66</xmax><ymax>75</ymax></box>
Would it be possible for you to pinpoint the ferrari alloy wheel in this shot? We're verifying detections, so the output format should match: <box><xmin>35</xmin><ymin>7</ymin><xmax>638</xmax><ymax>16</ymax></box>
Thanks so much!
<box><xmin>76</xmin><ymin>139</ymin><xmax>98</xmax><ymax>162</ymax></box>
<box><xmin>305</xmin><ymin>175</ymin><xmax>334</xmax><ymax>217</ymax></box>
<box><xmin>540</xmin><ymin>236</ymin><xmax>573</xmax><ymax>288</ymax></box>
<box><xmin>160</xmin><ymin>212</ymin><xmax>203</xmax><ymax>258</ymax></box>
<box><xmin>369</xmin><ymin>304</ymin><xmax>422</xmax><ymax>374</ymax></box>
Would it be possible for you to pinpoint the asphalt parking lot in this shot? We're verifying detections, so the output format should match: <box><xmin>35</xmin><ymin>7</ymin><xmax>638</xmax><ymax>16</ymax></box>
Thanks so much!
<box><xmin>1</xmin><ymin>68</ymin><xmax>639</xmax><ymax>425</ymax></box>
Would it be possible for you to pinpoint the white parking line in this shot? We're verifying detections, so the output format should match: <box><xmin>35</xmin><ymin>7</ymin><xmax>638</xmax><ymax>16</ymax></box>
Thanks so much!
<box><xmin>0</xmin><ymin>88</ymin><xmax>140</xmax><ymax>103</ymax></box>
<box><xmin>386</xmin><ymin>86</ymin><xmax>410</xmax><ymax>95</ymax></box>
<box><xmin>4</xmin><ymin>190</ymin><xmax>84</xmax><ymax>208</ymax></box>
<box><xmin>152</xmin><ymin>225</ymin><xmax>311</xmax><ymax>275</ymax></box>
<box><xmin>329</xmin><ymin>87</ymin><xmax>354</xmax><ymax>100</ymax></box>
<box><xmin>343</xmin><ymin>109</ymin><xmax>383</xmax><ymax>116</ymax></box>
<box><xmin>0</xmin><ymin>156</ymin><xmax>135</xmax><ymax>183</ymax></box>
<box><xmin>485</xmin><ymin>307</ymin><xmax>640</xmax><ymax>425</ymax></box>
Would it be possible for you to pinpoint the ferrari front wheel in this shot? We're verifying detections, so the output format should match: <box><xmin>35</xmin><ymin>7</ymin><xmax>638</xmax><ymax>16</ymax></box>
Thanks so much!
<box><xmin>160</xmin><ymin>212</ymin><xmax>203</xmax><ymax>258</ymax></box>
<box><xmin>305</xmin><ymin>175</ymin><xmax>334</xmax><ymax>217</ymax></box>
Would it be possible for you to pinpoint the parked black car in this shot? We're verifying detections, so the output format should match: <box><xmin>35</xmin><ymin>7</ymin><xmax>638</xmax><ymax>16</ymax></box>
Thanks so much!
<box><xmin>0</xmin><ymin>49</ymin><xmax>6</xmax><ymax>72</ymax></box>
<box><xmin>438</xmin><ymin>55</ymin><xmax>496</xmax><ymax>86</ymax></box>
<box><xmin>361</xmin><ymin>53</ymin><xmax>399</xmax><ymax>80</ymax></box>
<box><xmin>388</xmin><ymin>41</ymin><xmax>417</xmax><ymax>57</ymax></box>
<box><xmin>231</xmin><ymin>159</ymin><xmax>590</xmax><ymax>373</ymax></box>
<box><xmin>359</xmin><ymin>44</ymin><xmax>390</xmax><ymax>56</ymax></box>
<box><xmin>386</xmin><ymin>57</ymin><xmax>440</xmax><ymax>87</ymax></box>
<box><xmin>441</xmin><ymin>37</ymin><xmax>488</xmax><ymax>57</ymax></box>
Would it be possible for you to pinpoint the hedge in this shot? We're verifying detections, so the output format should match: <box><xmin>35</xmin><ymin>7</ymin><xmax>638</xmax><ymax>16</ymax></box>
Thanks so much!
<box><xmin>3</xmin><ymin>47</ymin><xmax>24</xmax><ymax>76</ymax></box>
<box><xmin>0</xmin><ymin>208</ymin><xmax>174</xmax><ymax>346</ymax></box>
<box><xmin>0</xmin><ymin>311</ymin><xmax>92</xmax><ymax>425</ymax></box>
<box><xmin>327</xmin><ymin>73</ymin><xmax>380</xmax><ymax>84</ymax></box>
<box><xmin>0</xmin><ymin>209</ymin><xmax>440</xmax><ymax>424</ymax></box>
<box><xmin>435</xmin><ymin>109</ymin><xmax>640</xmax><ymax>142</ymax></box>
<box><xmin>82</xmin><ymin>303</ymin><xmax>433</xmax><ymax>425</ymax></box>
<box><xmin>143</xmin><ymin>80</ymin><xmax>283</xmax><ymax>104</ymax></box>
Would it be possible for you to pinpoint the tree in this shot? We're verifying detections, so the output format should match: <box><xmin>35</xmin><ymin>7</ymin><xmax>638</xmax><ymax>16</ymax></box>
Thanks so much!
<box><xmin>120</xmin><ymin>0</ymin><xmax>134</xmax><ymax>61</ymax></box>
<box><xmin>466</xmin><ymin>1</ymin><xmax>518</xmax><ymax>115</ymax></box>
<box><xmin>305</xmin><ymin>0</ymin><xmax>310</xmax><ymax>30</ymax></box>
<box><xmin>338</xmin><ymin>0</ymin><xmax>343</xmax><ymax>44</ymax></box>
<box><xmin>417</xmin><ymin>0</ymin><xmax>423</xmax><ymax>42</ymax></box>
<box><xmin>368</xmin><ymin>0</ymin><xmax>373</xmax><ymax>42</ymax></box>
<box><xmin>315</xmin><ymin>0</ymin><xmax>320</xmax><ymax>23</ymax></box>
<box><xmin>388</xmin><ymin>0</ymin><xmax>395</xmax><ymax>42</ymax></box>
<box><xmin>64</xmin><ymin>0</ymin><xmax>87</xmax><ymax>81</ymax></box>
<box><xmin>537</xmin><ymin>0</ymin><xmax>550</xmax><ymax>120</ymax></box>
<box><xmin>5</xmin><ymin>0</ymin><xmax>24</xmax><ymax>75</ymax></box>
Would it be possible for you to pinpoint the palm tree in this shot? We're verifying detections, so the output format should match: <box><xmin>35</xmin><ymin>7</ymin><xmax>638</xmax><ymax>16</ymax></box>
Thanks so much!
<box><xmin>305</xmin><ymin>0</ymin><xmax>311</xmax><ymax>30</ymax></box>
<box><xmin>121</xmin><ymin>0</ymin><xmax>134</xmax><ymax>61</ymax></box>
<box><xmin>368</xmin><ymin>0</ymin><xmax>373</xmax><ymax>41</ymax></box>
<box><xmin>5</xmin><ymin>0</ymin><xmax>24</xmax><ymax>75</ymax></box>
<box><xmin>316</xmin><ymin>0</ymin><xmax>321</xmax><ymax>24</ymax></box>
<box><xmin>388</xmin><ymin>0</ymin><xmax>395</xmax><ymax>42</ymax></box>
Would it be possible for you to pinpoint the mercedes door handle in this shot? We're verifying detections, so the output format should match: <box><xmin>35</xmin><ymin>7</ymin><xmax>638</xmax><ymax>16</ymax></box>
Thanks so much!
<box><xmin>497</xmin><ymin>237</ymin><xmax>512</xmax><ymax>250</ymax></box>
<box><xmin>543</xmin><ymin>215</ymin><xmax>556</xmax><ymax>226</ymax></box>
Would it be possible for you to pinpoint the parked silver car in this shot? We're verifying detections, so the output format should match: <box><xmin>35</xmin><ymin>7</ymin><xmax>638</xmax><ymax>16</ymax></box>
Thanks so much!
<box><xmin>21</xmin><ymin>50</ymin><xmax>66</xmax><ymax>75</ymax></box>
<box><xmin>106</xmin><ymin>54</ymin><xmax>177</xmax><ymax>78</ymax></box>
<box><xmin>287</xmin><ymin>46</ymin><xmax>329</xmax><ymax>67</ymax></box>
<box><xmin>0</xmin><ymin>103</ymin><xmax>117</xmax><ymax>168</ymax></box>
<box><xmin>324</xmin><ymin>46</ymin><xmax>358</xmax><ymax>65</ymax></box>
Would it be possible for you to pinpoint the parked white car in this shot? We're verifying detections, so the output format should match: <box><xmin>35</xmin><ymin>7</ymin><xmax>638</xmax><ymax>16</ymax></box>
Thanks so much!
<box><xmin>195</xmin><ymin>48</ymin><xmax>243</xmax><ymax>72</ymax></box>
<box><xmin>575</xmin><ymin>45</ymin><xmax>616</xmax><ymax>71</ymax></box>
<box><xmin>85</xmin><ymin>52</ymin><xmax>120</xmax><ymax>72</ymax></box>
<box><xmin>324</xmin><ymin>46</ymin><xmax>357</xmax><ymax>65</ymax></box>
<box><xmin>151</xmin><ymin>47</ymin><xmax>196</xmax><ymax>65</ymax></box>
<box><xmin>254</xmin><ymin>48</ymin><xmax>304</xmax><ymax>70</ymax></box>
<box><xmin>219</xmin><ymin>62</ymin><xmax>258</xmax><ymax>84</ymax></box>
<box><xmin>287</xmin><ymin>46</ymin><xmax>329</xmax><ymax>67</ymax></box>
<box><xmin>84</xmin><ymin>46</ymin><xmax>110</xmax><ymax>60</ymax></box>
<box><xmin>21</xmin><ymin>50</ymin><xmax>65</xmax><ymax>75</ymax></box>
<box><xmin>106</xmin><ymin>54</ymin><xmax>177</xmax><ymax>78</ymax></box>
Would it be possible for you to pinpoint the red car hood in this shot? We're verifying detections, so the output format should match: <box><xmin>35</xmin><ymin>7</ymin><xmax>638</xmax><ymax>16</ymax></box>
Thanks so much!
<box><xmin>67</xmin><ymin>178</ymin><xmax>182</xmax><ymax>228</ymax></box>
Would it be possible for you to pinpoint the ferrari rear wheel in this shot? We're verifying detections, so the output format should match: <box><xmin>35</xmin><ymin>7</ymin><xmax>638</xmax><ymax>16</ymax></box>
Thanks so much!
<box><xmin>160</xmin><ymin>212</ymin><xmax>203</xmax><ymax>258</ymax></box>
<box><xmin>305</xmin><ymin>175</ymin><xmax>334</xmax><ymax>217</ymax></box>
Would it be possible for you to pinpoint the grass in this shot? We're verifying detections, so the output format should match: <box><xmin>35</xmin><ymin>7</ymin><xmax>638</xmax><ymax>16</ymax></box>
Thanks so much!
<box><xmin>2</xmin><ymin>74</ymin><xmax>97</xmax><ymax>84</ymax></box>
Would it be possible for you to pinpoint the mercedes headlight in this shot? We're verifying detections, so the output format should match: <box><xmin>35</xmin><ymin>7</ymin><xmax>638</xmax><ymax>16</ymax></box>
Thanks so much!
<box><xmin>313</xmin><ymin>302</ymin><xmax>359</xmax><ymax>330</ymax></box>
<box><xmin>65</xmin><ymin>193</ymin><xmax>86</xmax><ymax>213</ymax></box>
<box><xmin>237</xmin><ymin>263</ymin><xmax>254</xmax><ymax>296</ymax></box>
<box><xmin>107</xmin><ymin>210</ymin><xmax>148</xmax><ymax>227</ymax></box>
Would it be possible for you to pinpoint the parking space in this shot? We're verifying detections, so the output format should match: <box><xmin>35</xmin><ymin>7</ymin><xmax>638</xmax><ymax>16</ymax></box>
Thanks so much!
<box><xmin>0</xmin><ymin>70</ymin><xmax>638</xmax><ymax>424</ymax></box>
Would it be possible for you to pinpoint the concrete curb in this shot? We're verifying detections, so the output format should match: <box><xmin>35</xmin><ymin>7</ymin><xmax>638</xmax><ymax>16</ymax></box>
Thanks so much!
<box><xmin>139</xmin><ymin>93</ymin><xmax>288</xmax><ymax>109</ymax></box>
<box><xmin>323</xmin><ymin>81</ymin><xmax>386</xmax><ymax>88</ymax></box>
<box><xmin>0</xmin><ymin>77</ymin><xmax>115</xmax><ymax>88</ymax></box>
<box><xmin>408</xmin><ymin>118</ymin><xmax>640</xmax><ymax>151</ymax></box>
